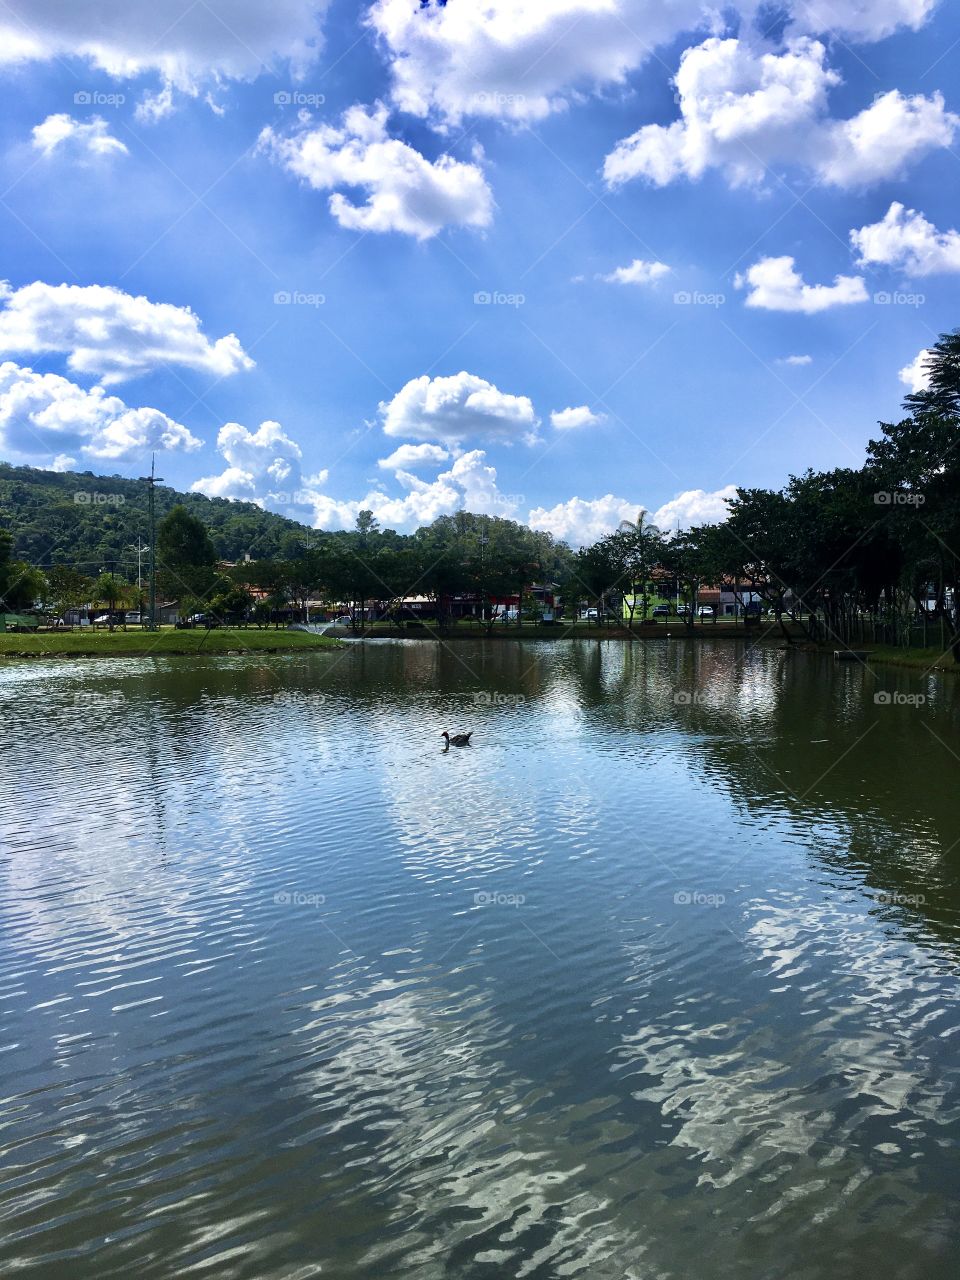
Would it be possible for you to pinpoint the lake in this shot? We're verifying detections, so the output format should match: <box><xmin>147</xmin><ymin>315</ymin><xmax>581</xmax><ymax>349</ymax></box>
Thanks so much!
<box><xmin>1</xmin><ymin>638</ymin><xmax>958</xmax><ymax>1279</ymax></box>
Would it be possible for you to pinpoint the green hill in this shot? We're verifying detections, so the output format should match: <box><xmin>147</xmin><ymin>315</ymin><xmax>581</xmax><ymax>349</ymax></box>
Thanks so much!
<box><xmin>0</xmin><ymin>462</ymin><xmax>317</xmax><ymax>574</ymax></box>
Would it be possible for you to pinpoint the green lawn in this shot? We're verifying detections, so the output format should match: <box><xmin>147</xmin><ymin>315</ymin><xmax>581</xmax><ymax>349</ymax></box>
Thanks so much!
<box><xmin>863</xmin><ymin>644</ymin><xmax>959</xmax><ymax>673</ymax></box>
<box><xmin>0</xmin><ymin>627</ymin><xmax>343</xmax><ymax>658</ymax></box>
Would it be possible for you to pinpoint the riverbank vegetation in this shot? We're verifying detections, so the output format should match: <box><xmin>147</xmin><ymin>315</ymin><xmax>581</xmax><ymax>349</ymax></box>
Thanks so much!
<box><xmin>0</xmin><ymin>628</ymin><xmax>342</xmax><ymax>658</ymax></box>
<box><xmin>2</xmin><ymin>329</ymin><xmax>959</xmax><ymax>661</ymax></box>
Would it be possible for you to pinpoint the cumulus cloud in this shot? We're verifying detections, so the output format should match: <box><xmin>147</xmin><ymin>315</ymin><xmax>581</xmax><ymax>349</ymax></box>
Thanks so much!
<box><xmin>735</xmin><ymin>256</ymin><xmax>868</xmax><ymax>312</ymax></box>
<box><xmin>365</xmin><ymin>1</ymin><xmax>937</xmax><ymax>127</ymax></box>
<box><xmin>190</xmin><ymin>420</ymin><xmax>310</xmax><ymax>502</ymax></box>
<box><xmin>302</xmin><ymin>450</ymin><xmax>520</xmax><ymax>531</ymax></box>
<box><xmin>527</xmin><ymin>495</ymin><xmax>645</xmax><ymax>547</ymax></box>
<box><xmin>601</xmin><ymin>259</ymin><xmax>671</xmax><ymax>286</ymax></box>
<box><xmin>528</xmin><ymin>485</ymin><xmax>739</xmax><ymax>544</ymax></box>
<box><xmin>259</xmin><ymin>103</ymin><xmax>493</xmax><ymax>239</ymax></box>
<box><xmin>899</xmin><ymin>349</ymin><xmax>932</xmax><ymax>393</ymax></box>
<box><xmin>789</xmin><ymin>0</ymin><xmax>937</xmax><ymax>42</ymax></box>
<box><xmin>818</xmin><ymin>90</ymin><xmax>958</xmax><ymax>187</ymax></box>
<box><xmin>0</xmin><ymin>360</ymin><xmax>201</xmax><ymax>463</ymax></box>
<box><xmin>0</xmin><ymin>281</ymin><xmax>253</xmax><ymax>385</ymax></box>
<box><xmin>0</xmin><ymin>1</ymin><xmax>330</xmax><ymax>93</ymax></box>
<box><xmin>851</xmin><ymin>201</ymin><xmax>960</xmax><ymax>276</ymax></box>
<box><xmin>603</xmin><ymin>37</ymin><xmax>957</xmax><ymax>191</ymax></box>
<box><xmin>652</xmin><ymin>485</ymin><xmax>738</xmax><ymax>528</ymax></box>
<box><xmin>381</xmin><ymin>372</ymin><xmax>540</xmax><ymax>446</ymax></box>
<box><xmin>550</xmin><ymin>406</ymin><xmax>605</xmax><ymax>430</ymax></box>
<box><xmin>31</xmin><ymin>113</ymin><xmax>128</xmax><ymax>158</ymax></box>
<box><xmin>377</xmin><ymin>442</ymin><xmax>451</xmax><ymax>470</ymax></box>
<box><xmin>366</xmin><ymin>0</ymin><xmax>710</xmax><ymax>125</ymax></box>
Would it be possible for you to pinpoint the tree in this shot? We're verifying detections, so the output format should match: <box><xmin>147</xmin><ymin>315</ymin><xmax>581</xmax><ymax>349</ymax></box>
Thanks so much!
<box><xmin>157</xmin><ymin>505</ymin><xmax>218</xmax><ymax>611</ymax></box>
<box><xmin>94</xmin><ymin>573</ymin><xmax>130</xmax><ymax>630</ymax></box>
<box><xmin>46</xmin><ymin>565</ymin><xmax>93</xmax><ymax>620</ymax></box>
<box><xmin>0</xmin><ymin>527</ymin><xmax>46</xmax><ymax>613</ymax></box>
<box><xmin>613</xmin><ymin>511</ymin><xmax>664</xmax><ymax>624</ymax></box>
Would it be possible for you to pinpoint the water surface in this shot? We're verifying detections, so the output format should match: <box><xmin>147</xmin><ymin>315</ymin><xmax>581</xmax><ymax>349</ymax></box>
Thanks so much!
<box><xmin>1</xmin><ymin>639</ymin><xmax>959</xmax><ymax>1278</ymax></box>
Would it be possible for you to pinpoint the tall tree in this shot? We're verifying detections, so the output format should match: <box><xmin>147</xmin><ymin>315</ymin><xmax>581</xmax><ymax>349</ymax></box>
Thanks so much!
<box><xmin>157</xmin><ymin>505</ymin><xmax>218</xmax><ymax>611</ymax></box>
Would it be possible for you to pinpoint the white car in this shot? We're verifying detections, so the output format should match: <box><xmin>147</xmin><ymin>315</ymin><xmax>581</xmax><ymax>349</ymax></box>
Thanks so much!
<box><xmin>697</xmin><ymin>605</ymin><xmax>715</xmax><ymax>617</ymax></box>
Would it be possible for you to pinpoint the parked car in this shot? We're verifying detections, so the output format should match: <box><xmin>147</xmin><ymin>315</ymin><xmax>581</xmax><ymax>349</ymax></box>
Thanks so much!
<box><xmin>651</xmin><ymin>605</ymin><xmax>670</xmax><ymax>618</ymax></box>
<box><xmin>676</xmin><ymin>604</ymin><xmax>691</xmax><ymax>616</ymax></box>
<box><xmin>583</xmin><ymin>608</ymin><xmax>598</xmax><ymax>620</ymax></box>
<box><xmin>698</xmin><ymin>605</ymin><xmax>715</xmax><ymax>618</ymax></box>
<box><xmin>125</xmin><ymin>611</ymin><xmax>142</xmax><ymax>624</ymax></box>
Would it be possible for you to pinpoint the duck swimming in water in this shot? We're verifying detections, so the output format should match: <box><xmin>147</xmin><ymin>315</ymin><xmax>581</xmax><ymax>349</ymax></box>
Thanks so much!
<box><xmin>442</xmin><ymin>731</ymin><xmax>473</xmax><ymax>747</ymax></box>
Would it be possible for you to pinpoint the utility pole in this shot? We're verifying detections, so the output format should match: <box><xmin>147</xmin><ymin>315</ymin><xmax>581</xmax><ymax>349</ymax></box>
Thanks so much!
<box><xmin>140</xmin><ymin>456</ymin><xmax>164</xmax><ymax>631</ymax></box>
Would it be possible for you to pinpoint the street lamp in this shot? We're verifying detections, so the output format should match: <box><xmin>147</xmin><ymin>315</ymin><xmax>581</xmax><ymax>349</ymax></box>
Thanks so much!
<box><xmin>139</xmin><ymin>456</ymin><xmax>164</xmax><ymax>631</ymax></box>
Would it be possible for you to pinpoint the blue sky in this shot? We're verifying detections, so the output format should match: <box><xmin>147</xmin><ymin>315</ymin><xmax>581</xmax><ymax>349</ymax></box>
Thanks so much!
<box><xmin>0</xmin><ymin>0</ymin><xmax>958</xmax><ymax>545</ymax></box>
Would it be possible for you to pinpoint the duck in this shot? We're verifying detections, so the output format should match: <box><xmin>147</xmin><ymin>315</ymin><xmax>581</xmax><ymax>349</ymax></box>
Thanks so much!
<box><xmin>442</xmin><ymin>731</ymin><xmax>473</xmax><ymax>747</ymax></box>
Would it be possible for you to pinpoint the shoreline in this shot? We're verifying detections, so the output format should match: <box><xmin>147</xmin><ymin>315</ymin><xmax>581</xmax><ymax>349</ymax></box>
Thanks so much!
<box><xmin>0</xmin><ymin>629</ymin><xmax>344</xmax><ymax>659</ymax></box>
<box><xmin>1</xmin><ymin>628</ymin><xmax>955</xmax><ymax>676</ymax></box>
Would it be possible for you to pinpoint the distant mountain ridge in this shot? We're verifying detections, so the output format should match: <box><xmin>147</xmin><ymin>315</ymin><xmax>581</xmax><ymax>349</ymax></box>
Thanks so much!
<box><xmin>0</xmin><ymin>462</ymin><xmax>317</xmax><ymax>573</ymax></box>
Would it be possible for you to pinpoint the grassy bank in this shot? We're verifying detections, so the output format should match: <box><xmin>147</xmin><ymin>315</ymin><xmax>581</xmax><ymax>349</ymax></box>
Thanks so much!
<box><xmin>861</xmin><ymin>644</ymin><xmax>959</xmax><ymax>674</ymax></box>
<box><xmin>0</xmin><ymin>628</ymin><xmax>343</xmax><ymax>659</ymax></box>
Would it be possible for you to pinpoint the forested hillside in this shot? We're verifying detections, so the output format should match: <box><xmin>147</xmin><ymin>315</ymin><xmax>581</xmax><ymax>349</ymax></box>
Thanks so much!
<box><xmin>0</xmin><ymin>463</ymin><xmax>317</xmax><ymax>572</ymax></box>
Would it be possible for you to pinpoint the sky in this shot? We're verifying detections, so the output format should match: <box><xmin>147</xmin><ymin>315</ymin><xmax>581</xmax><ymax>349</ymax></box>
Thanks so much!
<box><xmin>0</xmin><ymin>0</ymin><xmax>958</xmax><ymax>547</ymax></box>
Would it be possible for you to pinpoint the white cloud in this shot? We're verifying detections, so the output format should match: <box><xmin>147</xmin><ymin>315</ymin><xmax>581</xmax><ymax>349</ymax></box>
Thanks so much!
<box><xmin>366</xmin><ymin>0</ymin><xmax>711</xmax><ymax>125</ymax></box>
<box><xmin>367</xmin><ymin>1</ymin><xmax>939</xmax><ymax>126</ymax></box>
<box><xmin>652</xmin><ymin>485</ymin><xmax>738</xmax><ymax>529</ymax></box>
<box><xmin>135</xmin><ymin>84</ymin><xmax>175</xmax><ymax>125</ymax></box>
<box><xmin>778</xmin><ymin>354</ymin><xmax>813</xmax><ymax>365</ymax></box>
<box><xmin>190</xmin><ymin>420</ymin><xmax>307</xmax><ymax>502</ymax></box>
<box><xmin>51</xmin><ymin>453</ymin><xmax>77</xmax><ymax>471</ymax></box>
<box><xmin>603</xmin><ymin>37</ymin><xmax>957</xmax><ymax>191</ymax></box>
<box><xmin>735</xmin><ymin>256</ymin><xmax>868</xmax><ymax>313</ymax></box>
<box><xmin>819</xmin><ymin>90</ymin><xmax>958</xmax><ymax>187</ymax></box>
<box><xmin>528</xmin><ymin>485</ymin><xmax>739</xmax><ymax>545</ymax></box>
<box><xmin>303</xmin><ymin>449</ymin><xmax>519</xmax><ymax>531</ymax></box>
<box><xmin>527</xmin><ymin>495</ymin><xmax>644</xmax><ymax>547</ymax></box>
<box><xmin>377</xmin><ymin>442</ymin><xmax>451</xmax><ymax>470</ymax></box>
<box><xmin>899</xmin><ymin>349</ymin><xmax>932</xmax><ymax>393</ymax></box>
<box><xmin>0</xmin><ymin>281</ymin><xmax>253</xmax><ymax>385</ymax></box>
<box><xmin>602</xmin><ymin>259</ymin><xmax>671</xmax><ymax>286</ymax></box>
<box><xmin>0</xmin><ymin>1</ymin><xmax>330</xmax><ymax>91</ymax></box>
<box><xmin>0</xmin><ymin>360</ymin><xmax>201</xmax><ymax>463</ymax></box>
<box><xmin>850</xmin><ymin>201</ymin><xmax>960</xmax><ymax>276</ymax></box>
<box><xmin>31</xmin><ymin>113</ymin><xmax>128</xmax><ymax>158</ymax></box>
<box><xmin>259</xmin><ymin>102</ymin><xmax>493</xmax><ymax>239</ymax></box>
<box><xmin>550</xmin><ymin>405</ymin><xmax>605</xmax><ymax>431</ymax></box>
<box><xmin>789</xmin><ymin>0</ymin><xmax>937</xmax><ymax>41</ymax></box>
<box><xmin>381</xmin><ymin>371</ymin><xmax>540</xmax><ymax>446</ymax></box>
